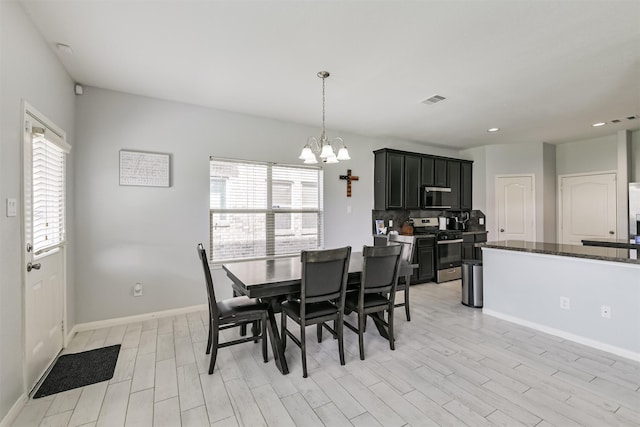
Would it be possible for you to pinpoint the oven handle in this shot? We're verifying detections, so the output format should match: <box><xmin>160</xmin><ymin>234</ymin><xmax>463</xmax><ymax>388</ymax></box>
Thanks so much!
<box><xmin>437</xmin><ymin>239</ymin><xmax>463</xmax><ymax>245</ymax></box>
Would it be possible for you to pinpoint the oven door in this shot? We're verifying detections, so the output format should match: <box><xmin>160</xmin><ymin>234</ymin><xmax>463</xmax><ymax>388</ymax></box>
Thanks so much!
<box><xmin>436</xmin><ymin>239</ymin><xmax>463</xmax><ymax>269</ymax></box>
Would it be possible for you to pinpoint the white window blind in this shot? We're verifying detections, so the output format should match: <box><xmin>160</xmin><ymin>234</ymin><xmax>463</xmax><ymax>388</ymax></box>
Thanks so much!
<box><xmin>31</xmin><ymin>127</ymin><xmax>69</xmax><ymax>255</ymax></box>
<box><xmin>209</xmin><ymin>158</ymin><xmax>323</xmax><ymax>262</ymax></box>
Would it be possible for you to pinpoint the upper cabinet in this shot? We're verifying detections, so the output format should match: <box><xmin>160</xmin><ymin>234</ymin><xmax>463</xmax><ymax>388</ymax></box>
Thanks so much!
<box><xmin>374</xmin><ymin>148</ymin><xmax>473</xmax><ymax>211</ymax></box>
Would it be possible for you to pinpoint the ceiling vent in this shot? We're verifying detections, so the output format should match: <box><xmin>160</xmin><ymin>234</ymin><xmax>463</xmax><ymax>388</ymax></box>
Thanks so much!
<box><xmin>421</xmin><ymin>94</ymin><xmax>446</xmax><ymax>105</ymax></box>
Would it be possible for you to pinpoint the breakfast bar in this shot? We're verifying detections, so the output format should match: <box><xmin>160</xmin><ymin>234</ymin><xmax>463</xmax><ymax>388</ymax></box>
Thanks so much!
<box><xmin>480</xmin><ymin>241</ymin><xmax>640</xmax><ymax>361</ymax></box>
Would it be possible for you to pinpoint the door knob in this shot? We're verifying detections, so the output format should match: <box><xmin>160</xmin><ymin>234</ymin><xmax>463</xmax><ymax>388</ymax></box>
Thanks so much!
<box><xmin>500</xmin><ymin>229</ymin><xmax>505</xmax><ymax>232</ymax></box>
<box><xmin>609</xmin><ymin>231</ymin><xmax>614</xmax><ymax>235</ymax></box>
<box><xmin>27</xmin><ymin>262</ymin><xmax>41</xmax><ymax>272</ymax></box>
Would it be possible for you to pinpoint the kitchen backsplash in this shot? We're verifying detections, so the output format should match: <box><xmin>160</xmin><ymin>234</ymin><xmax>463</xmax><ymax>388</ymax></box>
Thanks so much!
<box><xmin>372</xmin><ymin>209</ymin><xmax>486</xmax><ymax>235</ymax></box>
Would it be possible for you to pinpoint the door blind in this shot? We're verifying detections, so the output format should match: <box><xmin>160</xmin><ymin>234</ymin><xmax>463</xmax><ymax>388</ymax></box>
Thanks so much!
<box><xmin>32</xmin><ymin>127</ymin><xmax>69</xmax><ymax>255</ymax></box>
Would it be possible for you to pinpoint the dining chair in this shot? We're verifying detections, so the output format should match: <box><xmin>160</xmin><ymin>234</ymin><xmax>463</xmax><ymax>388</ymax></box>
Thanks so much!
<box><xmin>280</xmin><ymin>246</ymin><xmax>351</xmax><ymax>378</ymax></box>
<box><xmin>387</xmin><ymin>234</ymin><xmax>416</xmax><ymax>321</ymax></box>
<box><xmin>344</xmin><ymin>244</ymin><xmax>402</xmax><ymax>360</ymax></box>
<box><xmin>197</xmin><ymin>243</ymin><xmax>269</xmax><ymax>374</ymax></box>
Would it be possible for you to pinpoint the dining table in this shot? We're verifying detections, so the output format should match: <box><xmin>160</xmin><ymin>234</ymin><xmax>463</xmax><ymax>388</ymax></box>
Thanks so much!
<box><xmin>222</xmin><ymin>251</ymin><xmax>414</xmax><ymax>375</ymax></box>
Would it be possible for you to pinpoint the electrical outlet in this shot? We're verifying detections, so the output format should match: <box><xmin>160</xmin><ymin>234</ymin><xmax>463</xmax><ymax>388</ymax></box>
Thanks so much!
<box><xmin>133</xmin><ymin>283</ymin><xmax>143</xmax><ymax>297</ymax></box>
<box><xmin>601</xmin><ymin>305</ymin><xmax>611</xmax><ymax>319</ymax></box>
<box><xmin>389</xmin><ymin>219</ymin><xmax>393</xmax><ymax>227</ymax></box>
<box><xmin>560</xmin><ymin>296</ymin><xmax>570</xmax><ymax>310</ymax></box>
<box><xmin>479</xmin><ymin>218</ymin><xmax>484</xmax><ymax>225</ymax></box>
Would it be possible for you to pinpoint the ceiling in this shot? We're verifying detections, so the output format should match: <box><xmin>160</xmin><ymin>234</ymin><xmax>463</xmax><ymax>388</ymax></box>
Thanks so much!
<box><xmin>18</xmin><ymin>0</ymin><xmax>640</xmax><ymax>149</ymax></box>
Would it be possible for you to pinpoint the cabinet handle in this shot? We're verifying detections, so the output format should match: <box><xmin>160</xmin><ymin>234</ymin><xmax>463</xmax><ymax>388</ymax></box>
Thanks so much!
<box><xmin>500</xmin><ymin>228</ymin><xmax>505</xmax><ymax>232</ymax></box>
<box><xmin>609</xmin><ymin>231</ymin><xmax>614</xmax><ymax>235</ymax></box>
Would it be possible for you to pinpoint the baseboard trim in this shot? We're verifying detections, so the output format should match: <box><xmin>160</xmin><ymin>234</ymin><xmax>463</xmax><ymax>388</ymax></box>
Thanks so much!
<box><xmin>483</xmin><ymin>309</ymin><xmax>640</xmax><ymax>362</ymax></box>
<box><xmin>70</xmin><ymin>304</ymin><xmax>208</xmax><ymax>336</ymax></box>
<box><xmin>0</xmin><ymin>393</ymin><xmax>27</xmax><ymax>427</ymax></box>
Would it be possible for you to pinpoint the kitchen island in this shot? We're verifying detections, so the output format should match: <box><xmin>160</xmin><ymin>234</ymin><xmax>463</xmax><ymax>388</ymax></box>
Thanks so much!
<box><xmin>480</xmin><ymin>241</ymin><xmax>640</xmax><ymax>361</ymax></box>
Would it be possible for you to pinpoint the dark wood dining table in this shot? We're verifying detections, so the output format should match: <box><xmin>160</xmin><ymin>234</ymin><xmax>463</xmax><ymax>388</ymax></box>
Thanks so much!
<box><xmin>222</xmin><ymin>252</ymin><xmax>414</xmax><ymax>375</ymax></box>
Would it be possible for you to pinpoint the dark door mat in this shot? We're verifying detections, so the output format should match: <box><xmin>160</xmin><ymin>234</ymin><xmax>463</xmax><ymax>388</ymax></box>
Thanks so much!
<box><xmin>33</xmin><ymin>344</ymin><xmax>121</xmax><ymax>398</ymax></box>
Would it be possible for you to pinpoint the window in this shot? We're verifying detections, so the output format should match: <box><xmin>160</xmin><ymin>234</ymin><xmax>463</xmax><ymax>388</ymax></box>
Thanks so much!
<box><xmin>209</xmin><ymin>158</ymin><xmax>323</xmax><ymax>262</ymax></box>
<box><xmin>31</xmin><ymin>127</ymin><xmax>70</xmax><ymax>255</ymax></box>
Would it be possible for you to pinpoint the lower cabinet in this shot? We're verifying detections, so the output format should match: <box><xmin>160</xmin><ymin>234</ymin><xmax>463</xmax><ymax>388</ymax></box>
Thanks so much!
<box><xmin>412</xmin><ymin>236</ymin><xmax>435</xmax><ymax>283</ymax></box>
<box><xmin>462</xmin><ymin>232</ymin><xmax>487</xmax><ymax>261</ymax></box>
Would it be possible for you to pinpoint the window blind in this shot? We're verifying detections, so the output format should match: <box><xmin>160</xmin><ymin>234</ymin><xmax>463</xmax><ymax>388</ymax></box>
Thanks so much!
<box><xmin>32</xmin><ymin>127</ymin><xmax>69</xmax><ymax>255</ymax></box>
<box><xmin>209</xmin><ymin>158</ymin><xmax>323</xmax><ymax>262</ymax></box>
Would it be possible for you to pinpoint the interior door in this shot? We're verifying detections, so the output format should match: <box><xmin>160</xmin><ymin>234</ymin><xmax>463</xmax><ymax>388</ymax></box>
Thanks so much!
<box><xmin>496</xmin><ymin>175</ymin><xmax>535</xmax><ymax>241</ymax></box>
<box><xmin>559</xmin><ymin>173</ymin><xmax>616</xmax><ymax>244</ymax></box>
<box><xmin>23</xmin><ymin>107</ymin><xmax>68</xmax><ymax>392</ymax></box>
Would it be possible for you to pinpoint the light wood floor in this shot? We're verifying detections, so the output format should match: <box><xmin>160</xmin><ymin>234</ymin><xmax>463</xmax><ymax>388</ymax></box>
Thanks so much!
<box><xmin>12</xmin><ymin>280</ymin><xmax>640</xmax><ymax>426</ymax></box>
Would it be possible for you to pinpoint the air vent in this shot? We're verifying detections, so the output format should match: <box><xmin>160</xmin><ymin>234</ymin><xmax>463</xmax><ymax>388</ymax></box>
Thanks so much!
<box><xmin>421</xmin><ymin>94</ymin><xmax>446</xmax><ymax>105</ymax></box>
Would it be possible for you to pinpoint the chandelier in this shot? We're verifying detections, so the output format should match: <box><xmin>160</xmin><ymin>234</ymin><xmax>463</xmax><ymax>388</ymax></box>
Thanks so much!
<box><xmin>299</xmin><ymin>71</ymin><xmax>350</xmax><ymax>164</ymax></box>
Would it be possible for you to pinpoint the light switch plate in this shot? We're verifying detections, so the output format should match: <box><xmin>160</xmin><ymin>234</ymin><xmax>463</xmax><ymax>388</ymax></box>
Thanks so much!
<box><xmin>6</xmin><ymin>198</ymin><xmax>17</xmax><ymax>217</ymax></box>
<box><xmin>479</xmin><ymin>218</ymin><xmax>485</xmax><ymax>225</ymax></box>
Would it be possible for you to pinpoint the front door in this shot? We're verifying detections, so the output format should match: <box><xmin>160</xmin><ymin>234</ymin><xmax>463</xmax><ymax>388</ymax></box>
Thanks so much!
<box><xmin>496</xmin><ymin>175</ymin><xmax>535</xmax><ymax>241</ymax></box>
<box><xmin>23</xmin><ymin>104</ymin><xmax>70</xmax><ymax>391</ymax></box>
<box><xmin>559</xmin><ymin>173</ymin><xmax>617</xmax><ymax>244</ymax></box>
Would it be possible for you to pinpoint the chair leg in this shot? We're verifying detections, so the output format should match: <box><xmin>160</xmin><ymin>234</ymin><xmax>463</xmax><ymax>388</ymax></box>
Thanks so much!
<box><xmin>317</xmin><ymin>323</ymin><xmax>323</xmax><ymax>343</ymax></box>
<box><xmin>261</xmin><ymin>315</ymin><xmax>268</xmax><ymax>363</ymax></box>
<box><xmin>358</xmin><ymin>312</ymin><xmax>365</xmax><ymax>361</ymax></box>
<box><xmin>404</xmin><ymin>277</ymin><xmax>411</xmax><ymax>321</ymax></box>
<box><xmin>301</xmin><ymin>325</ymin><xmax>308</xmax><ymax>378</ymax></box>
<box><xmin>337</xmin><ymin>315</ymin><xmax>345</xmax><ymax>366</ymax></box>
<box><xmin>333</xmin><ymin>319</ymin><xmax>338</xmax><ymax>339</ymax></box>
<box><xmin>206</xmin><ymin>317</ymin><xmax>213</xmax><ymax>355</ymax></box>
<box><xmin>388</xmin><ymin>306</ymin><xmax>395</xmax><ymax>351</ymax></box>
<box><xmin>281</xmin><ymin>310</ymin><xmax>287</xmax><ymax>351</ymax></box>
<box><xmin>208</xmin><ymin>329</ymin><xmax>219</xmax><ymax>374</ymax></box>
<box><xmin>253</xmin><ymin>320</ymin><xmax>259</xmax><ymax>343</ymax></box>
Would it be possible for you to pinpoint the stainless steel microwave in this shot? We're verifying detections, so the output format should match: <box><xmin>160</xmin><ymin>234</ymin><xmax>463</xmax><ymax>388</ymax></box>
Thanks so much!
<box><xmin>423</xmin><ymin>186</ymin><xmax>452</xmax><ymax>209</ymax></box>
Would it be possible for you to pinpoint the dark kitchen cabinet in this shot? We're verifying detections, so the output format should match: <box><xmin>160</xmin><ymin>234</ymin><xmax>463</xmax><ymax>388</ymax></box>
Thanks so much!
<box><xmin>461</xmin><ymin>161</ymin><xmax>472</xmax><ymax>211</ymax></box>
<box><xmin>404</xmin><ymin>155</ymin><xmax>421</xmax><ymax>209</ymax></box>
<box><xmin>374</xmin><ymin>150</ymin><xmax>404</xmax><ymax>210</ymax></box>
<box><xmin>434</xmin><ymin>158</ymin><xmax>448</xmax><ymax>187</ymax></box>
<box><xmin>412</xmin><ymin>236</ymin><xmax>435</xmax><ymax>283</ymax></box>
<box><xmin>421</xmin><ymin>156</ymin><xmax>434</xmax><ymax>186</ymax></box>
<box><xmin>374</xmin><ymin>148</ymin><xmax>473</xmax><ymax>212</ymax></box>
<box><xmin>447</xmin><ymin>160</ymin><xmax>461</xmax><ymax>210</ymax></box>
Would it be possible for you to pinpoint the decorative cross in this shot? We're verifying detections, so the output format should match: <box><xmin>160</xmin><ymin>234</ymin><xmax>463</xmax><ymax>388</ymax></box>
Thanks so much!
<box><xmin>339</xmin><ymin>169</ymin><xmax>359</xmax><ymax>197</ymax></box>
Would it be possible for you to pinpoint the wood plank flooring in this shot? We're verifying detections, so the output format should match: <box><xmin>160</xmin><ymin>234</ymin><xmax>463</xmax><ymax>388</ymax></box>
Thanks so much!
<box><xmin>12</xmin><ymin>280</ymin><xmax>640</xmax><ymax>426</ymax></box>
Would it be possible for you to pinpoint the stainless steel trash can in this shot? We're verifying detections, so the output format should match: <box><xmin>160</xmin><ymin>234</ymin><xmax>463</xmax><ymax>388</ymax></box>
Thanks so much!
<box><xmin>461</xmin><ymin>260</ymin><xmax>483</xmax><ymax>308</ymax></box>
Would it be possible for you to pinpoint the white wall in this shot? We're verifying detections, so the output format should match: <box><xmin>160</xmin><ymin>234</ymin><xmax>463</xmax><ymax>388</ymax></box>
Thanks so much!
<box><xmin>632</xmin><ymin>129</ymin><xmax>640</xmax><ymax>182</ymax></box>
<box><xmin>556</xmin><ymin>134</ymin><xmax>618</xmax><ymax>175</ymax></box>
<box><xmin>74</xmin><ymin>87</ymin><xmax>458</xmax><ymax>323</ymax></box>
<box><xmin>0</xmin><ymin>0</ymin><xmax>75</xmax><ymax>422</ymax></box>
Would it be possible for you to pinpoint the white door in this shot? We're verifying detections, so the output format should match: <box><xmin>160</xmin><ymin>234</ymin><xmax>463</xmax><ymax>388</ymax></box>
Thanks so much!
<box><xmin>23</xmin><ymin>106</ymin><xmax>70</xmax><ymax>391</ymax></box>
<box><xmin>559</xmin><ymin>173</ymin><xmax>616</xmax><ymax>244</ymax></box>
<box><xmin>496</xmin><ymin>175</ymin><xmax>535</xmax><ymax>241</ymax></box>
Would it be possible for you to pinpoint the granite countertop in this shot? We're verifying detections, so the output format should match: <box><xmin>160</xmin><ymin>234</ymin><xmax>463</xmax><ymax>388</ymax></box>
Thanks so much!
<box><xmin>463</xmin><ymin>230</ymin><xmax>488</xmax><ymax>235</ymax></box>
<box><xmin>480</xmin><ymin>240</ymin><xmax>640</xmax><ymax>265</ymax></box>
<box><xmin>581</xmin><ymin>238</ymin><xmax>640</xmax><ymax>249</ymax></box>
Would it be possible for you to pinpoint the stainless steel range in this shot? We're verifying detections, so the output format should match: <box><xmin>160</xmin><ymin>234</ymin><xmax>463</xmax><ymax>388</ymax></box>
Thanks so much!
<box><xmin>411</xmin><ymin>217</ymin><xmax>463</xmax><ymax>283</ymax></box>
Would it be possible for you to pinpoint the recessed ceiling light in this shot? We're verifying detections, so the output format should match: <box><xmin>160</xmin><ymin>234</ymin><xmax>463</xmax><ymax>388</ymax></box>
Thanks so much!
<box><xmin>487</xmin><ymin>128</ymin><xmax>500</xmax><ymax>132</ymax></box>
<box><xmin>592</xmin><ymin>122</ymin><xmax>606</xmax><ymax>127</ymax></box>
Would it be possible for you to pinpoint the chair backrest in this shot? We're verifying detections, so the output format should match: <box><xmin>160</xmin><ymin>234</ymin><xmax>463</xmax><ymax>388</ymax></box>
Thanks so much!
<box><xmin>360</xmin><ymin>244</ymin><xmax>402</xmax><ymax>295</ymax></box>
<box><xmin>197</xmin><ymin>243</ymin><xmax>219</xmax><ymax>320</ymax></box>
<box><xmin>387</xmin><ymin>234</ymin><xmax>415</xmax><ymax>264</ymax></box>
<box><xmin>300</xmin><ymin>246</ymin><xmax>352</xmax><ymax>307</ymax></box>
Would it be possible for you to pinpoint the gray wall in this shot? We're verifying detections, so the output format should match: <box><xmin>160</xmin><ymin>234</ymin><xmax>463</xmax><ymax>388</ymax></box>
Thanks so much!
<box><xmin>74</xmin><ymin>87</ymin><xmax>458</xmax><ymax>323</ymax></box>
<box><xmin>0</xmin><ymin>0</ymin><xmax>76</xmax><ymax>421</ymax></box>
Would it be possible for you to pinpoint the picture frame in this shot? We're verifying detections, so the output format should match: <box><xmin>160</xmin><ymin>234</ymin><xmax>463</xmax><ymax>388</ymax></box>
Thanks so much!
<box><xmin>375</xmin><ymin>219</ymin><xmax>386</xmax><ymax>235</ymax></box>
<box><xmin>119</xmin><ymin>149</ymin><xmax>171</xmax><ymax>187</ymax></box>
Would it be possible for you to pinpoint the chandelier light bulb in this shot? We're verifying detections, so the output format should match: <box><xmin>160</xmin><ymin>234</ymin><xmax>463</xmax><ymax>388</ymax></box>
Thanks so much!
<box><xmin>337</xmin><ymin>146</ymin><xmax>350</xmax><ymax>160</ymax></box>
<box><xmin>319</xmin><ymin>143</ymin><xmax>335</xmax><ymax>159</ymax></box>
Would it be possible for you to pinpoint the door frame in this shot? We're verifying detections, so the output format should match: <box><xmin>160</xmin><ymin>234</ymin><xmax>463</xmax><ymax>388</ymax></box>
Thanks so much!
<box><xmin>21</xmin><ymin>101</ymin><xmax>69</xmax><ymax>392</ymax></box>
<box><xmin>557</xmin><ymin>171</ymin><xmax>617</xmax><ymax>244</ymax></box>
<box><xmin>494</xmin><ymin>174</ymin><xmax>536</xmax><ymax>241</ymax></box>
